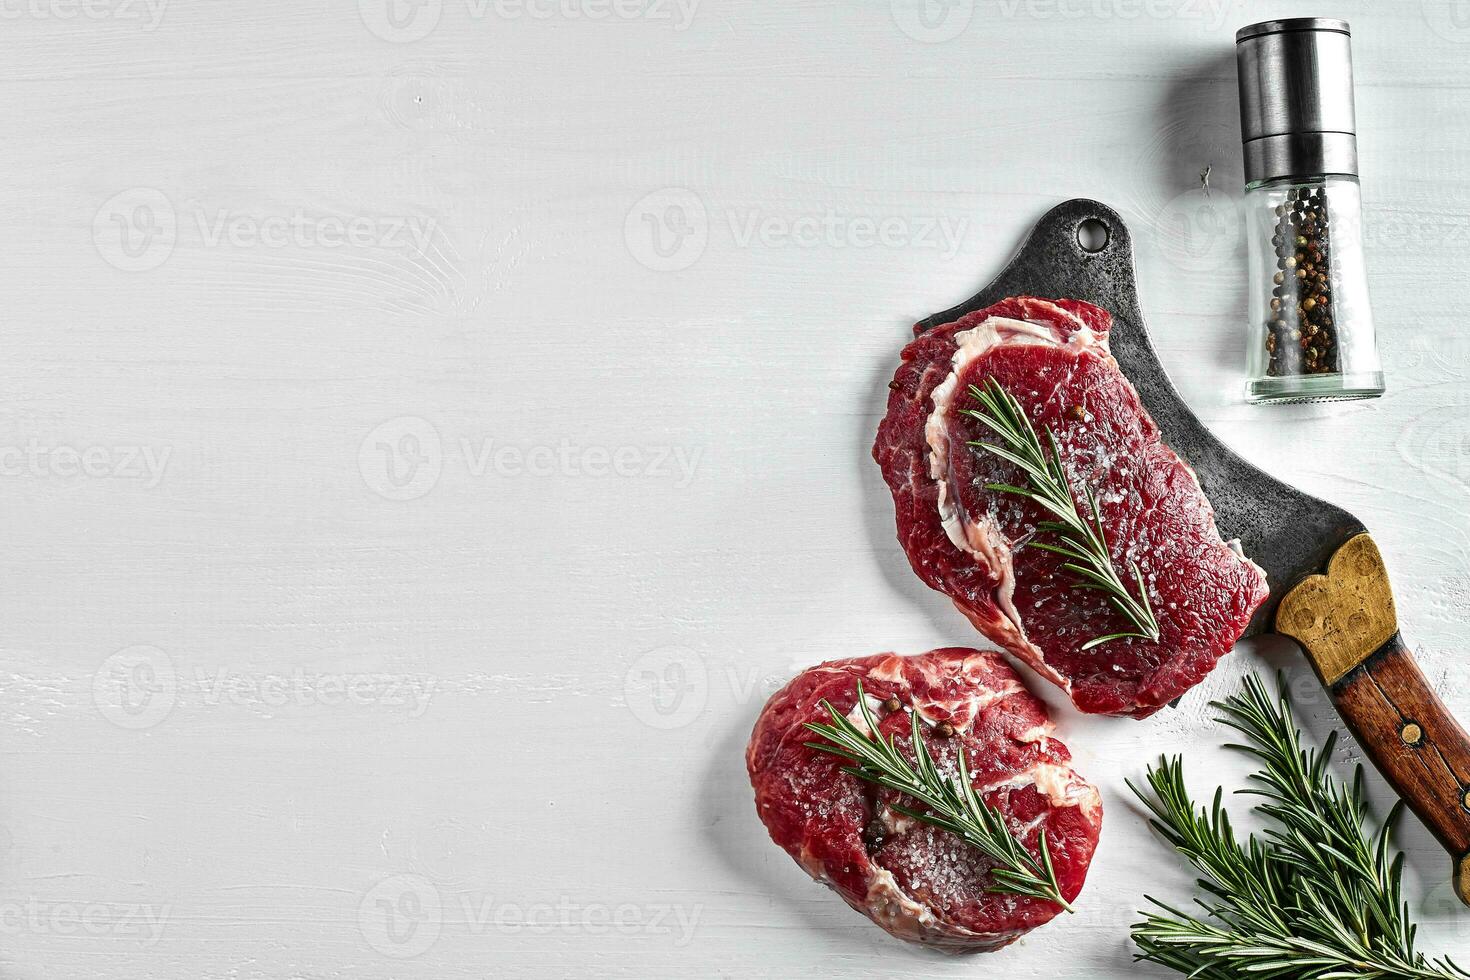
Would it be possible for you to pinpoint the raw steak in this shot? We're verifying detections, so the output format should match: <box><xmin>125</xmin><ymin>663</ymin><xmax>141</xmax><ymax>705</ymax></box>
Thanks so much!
<box><xmin>747</xmin><ymin>648</ymin><xmax>1101</xmax><ymax>952</ymax></box>
<box><xmin>873</xmin><ymin>297</ymin><xmax>1268</xmax><ymax>718</ymax></box>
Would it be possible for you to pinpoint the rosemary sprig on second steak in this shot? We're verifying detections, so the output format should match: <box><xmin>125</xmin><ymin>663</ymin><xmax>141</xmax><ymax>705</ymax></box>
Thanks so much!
<box><xmin>803</xmin><ymin>680</ymin><xmax>1074</xmax><ymax>912</ymax></box>
<box><xmin>961</xmin><ymin>377</ymin><xmax>1161</xmax><ymax>650</ymax></box>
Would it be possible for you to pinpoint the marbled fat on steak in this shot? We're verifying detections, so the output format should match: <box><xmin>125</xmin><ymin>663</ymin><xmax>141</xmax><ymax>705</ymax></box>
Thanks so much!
<box><xmin>747</xmin><ymin>648</ymin><xmax>1101</xmax><ymax>952</ymax></box>
<box><xmin>873</xmin><ymin>297</ymin><xmax>1268</xmax><ymax>717</ymax></box>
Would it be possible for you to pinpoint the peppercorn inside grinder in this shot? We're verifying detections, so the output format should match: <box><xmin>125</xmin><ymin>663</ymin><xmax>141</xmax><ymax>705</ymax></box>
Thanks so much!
<box><xmin>1236</xmin><ymin>19</ymin><xmax>1385</xmax><ymax>404</ymax></box>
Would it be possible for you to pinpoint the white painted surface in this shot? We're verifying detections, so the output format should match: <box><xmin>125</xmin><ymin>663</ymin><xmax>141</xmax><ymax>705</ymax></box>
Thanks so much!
<box><xmin>4</xmin><ymin>1</ymin><xmax>1470</xmax><ymax>976</ymax></box>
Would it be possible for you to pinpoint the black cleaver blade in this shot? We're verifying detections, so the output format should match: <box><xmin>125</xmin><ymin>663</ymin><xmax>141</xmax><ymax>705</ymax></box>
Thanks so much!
<box><xmin>916</xmin><ymin>198</ymin><xmax>1470</xmax><ymax>906</ymax></box>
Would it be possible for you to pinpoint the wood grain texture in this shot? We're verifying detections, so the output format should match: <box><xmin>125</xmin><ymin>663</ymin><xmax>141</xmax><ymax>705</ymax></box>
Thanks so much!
<box><xmin>1277</xmin><ymin>532</ymin><xmax>1470</xmax><ymax>904</ymax></box>
<box><xmin>1332</xmin><ymin>634</ymin><xmax>1470</xmax><ymax>905</ymax></box>
<box><xmin>4</xmin><ymin>1</ymin><xmax>1470</xmax><ymax>977</ymax></box>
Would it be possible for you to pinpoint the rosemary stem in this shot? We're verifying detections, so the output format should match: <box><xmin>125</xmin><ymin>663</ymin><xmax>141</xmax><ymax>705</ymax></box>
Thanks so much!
<box><xmin>1131</xmin><ymin>672</ymin><xmax>1469</xmax><ymax>980</ymax></box>
<box><xmin>803</xmin><ymin>680</ymin><xmax>1072</xmax><ymax>913</ymax></box>
<box><xmin>960</xmin><ymin>378</ymin><xmax>1159</xmax><ymax>650</ymax></box>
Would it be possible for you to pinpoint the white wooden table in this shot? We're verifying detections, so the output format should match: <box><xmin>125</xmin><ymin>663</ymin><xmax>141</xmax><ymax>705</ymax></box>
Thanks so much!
<box><xmin>4</xmin><ymin>2</ymin><xmax>1470</xmax><ymax>976</ymax></box>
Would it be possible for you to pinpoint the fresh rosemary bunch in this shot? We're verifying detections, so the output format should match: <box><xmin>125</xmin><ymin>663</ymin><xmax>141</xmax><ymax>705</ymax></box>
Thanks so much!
<box><xmin>803</xmin><ymin>680</ymin><xmax>1073</xmax><ymax>911</ymax></box>
<box><xmin>1130</xmin><ymin>672</ymin><xmax>1469</xmax><ymax>980</ymax></box>
<box><xmin>961</xmin><ymin>378</ymin><xmax>1160</xmax><ymax>650</ymax></box>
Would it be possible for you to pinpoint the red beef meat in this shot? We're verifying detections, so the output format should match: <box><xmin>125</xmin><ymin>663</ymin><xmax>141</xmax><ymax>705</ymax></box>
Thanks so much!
<box><xmin>747</xmin><ymin>648</ymin><xmax>1102</xmax><ymax>952</ymax></box>
<box><xmin>873</xmin><ymin>297</ymin><xmax>1268</xmax><ymax>717</ymax></box>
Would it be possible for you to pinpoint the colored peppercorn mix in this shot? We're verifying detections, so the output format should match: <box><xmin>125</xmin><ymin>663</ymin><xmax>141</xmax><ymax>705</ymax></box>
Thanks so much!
<box><xmin>1264</xmin><ymin>186</ymin><xmax>1337</xmax><ymax>377</ymax></box>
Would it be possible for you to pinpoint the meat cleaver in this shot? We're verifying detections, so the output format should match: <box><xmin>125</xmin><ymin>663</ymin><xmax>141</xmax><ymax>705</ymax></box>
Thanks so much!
<box><xmin>916</xmin><ymin>198</ymin><xmax>1470</xmax><ymax>906</ymax></box>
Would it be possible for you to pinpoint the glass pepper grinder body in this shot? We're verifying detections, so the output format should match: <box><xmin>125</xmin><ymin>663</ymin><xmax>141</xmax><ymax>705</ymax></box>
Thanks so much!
<box><xmin>1236</xmin><ymin>20</ymin><xmax>1384</xmax><ymax>403</ymax></box>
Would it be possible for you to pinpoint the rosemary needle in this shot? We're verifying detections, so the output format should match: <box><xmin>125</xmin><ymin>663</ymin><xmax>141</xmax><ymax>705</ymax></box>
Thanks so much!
<box><xmin>803</xmin><ymin>680</ymin><xmax>1073</xmax><ymax>912</ymax></box>
<box><xmin>961</xmin><ymin>377</ymin><xmax>1160</xmax><ymax>650</ymax></box>
<box><xmin>1130</xmin><ymin>672</ymin><xmax>1470</xmax><ymax>980</ymax></box>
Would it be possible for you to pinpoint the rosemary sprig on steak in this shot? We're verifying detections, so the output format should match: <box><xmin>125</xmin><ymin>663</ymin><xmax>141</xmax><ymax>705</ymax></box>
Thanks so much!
<box><xmin>962</xmin><ymin>377</ymin><xmax>1160</xmax><ymax>650</ymax></box>
<box><xmin>1129</xmin><ymin>673</ymin><xmax>1470</xmax><ymax>980</ymax></box>
<box><xmin>803</xmin><ymin>680</ymin><xmax>1074</xmax><ymax>912</ymax></box>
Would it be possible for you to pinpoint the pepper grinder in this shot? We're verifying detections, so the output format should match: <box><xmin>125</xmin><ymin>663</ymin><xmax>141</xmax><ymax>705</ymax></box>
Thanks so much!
<box><xmin>1236</xmin><ymin>18</ymin><xmax>1385</xmax><ymax>404</ymax></box>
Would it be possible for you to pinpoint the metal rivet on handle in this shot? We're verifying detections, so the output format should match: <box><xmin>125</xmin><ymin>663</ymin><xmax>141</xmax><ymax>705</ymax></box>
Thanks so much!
<box><xmin>1401</xmin><ymin>721</ymin><xmax>1424</xmax><ymax>747</ymax></box>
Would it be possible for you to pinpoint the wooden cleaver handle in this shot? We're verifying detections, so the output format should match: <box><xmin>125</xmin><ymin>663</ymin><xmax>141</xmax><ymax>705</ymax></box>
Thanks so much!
<box><xmin>1276</xmin><ymin>533</ymin><xmax>1470</xmax><ymax>907</ymax></box>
